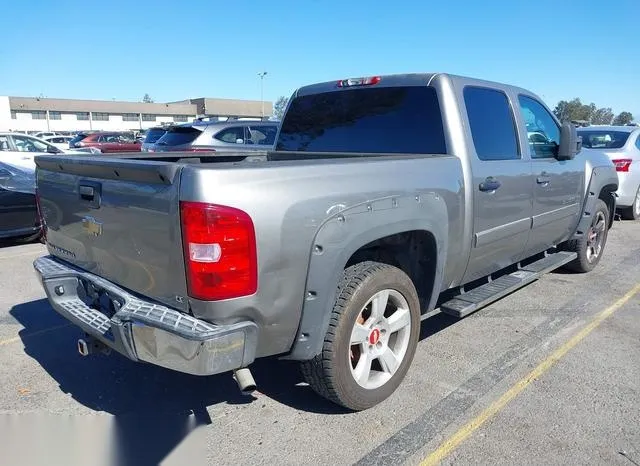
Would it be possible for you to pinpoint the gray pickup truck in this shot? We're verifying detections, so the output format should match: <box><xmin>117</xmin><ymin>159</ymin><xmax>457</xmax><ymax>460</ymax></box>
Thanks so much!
<box><xmin>34</xmin><ymin>73</ymin><xmax>618</xmax><ymax>411</ymax></box>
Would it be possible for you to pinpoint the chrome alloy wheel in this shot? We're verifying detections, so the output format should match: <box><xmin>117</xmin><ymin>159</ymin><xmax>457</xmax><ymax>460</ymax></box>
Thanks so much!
<box><xmin>586</xmin><ymin>211</ymin><xmax>607</xmax><ymax>262</ymax></box>
<box><xmin>349</xmin><ymin>289</ymin><xmax>412</xmax><ymax>389</ymax></box>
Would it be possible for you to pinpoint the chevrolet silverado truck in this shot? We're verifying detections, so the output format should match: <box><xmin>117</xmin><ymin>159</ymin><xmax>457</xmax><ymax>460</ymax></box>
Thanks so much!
<box><xmin>33</xmin><ymin>73</ymin><xmax>618</xmax><ymax>411</ymax></box>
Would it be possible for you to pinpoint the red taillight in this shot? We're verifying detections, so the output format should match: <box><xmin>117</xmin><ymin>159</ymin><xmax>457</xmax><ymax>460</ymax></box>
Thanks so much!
<box><xmin>180</xmin><ymin>201</ymin><xmax>257</xmax><ymax>301</ymax></box>
<box><xmin>337</xmin><ymin>76</ymin><xmax>381</xmax><ymax>87</ymax></box>
<box><xmin>612</xmin><ymin>159</ymin><xmax>632</xmax><ymax>172</ymax></box>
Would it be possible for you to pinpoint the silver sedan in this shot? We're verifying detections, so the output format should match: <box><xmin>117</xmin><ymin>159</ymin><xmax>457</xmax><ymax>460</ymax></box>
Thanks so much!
<box><xmin>578</xmin><ymin>125</ymin><xmax>640</xmax><ymax>220</ymax></box>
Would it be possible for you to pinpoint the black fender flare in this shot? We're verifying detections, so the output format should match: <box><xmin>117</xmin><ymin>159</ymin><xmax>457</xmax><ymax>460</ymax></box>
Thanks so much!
<box><xmin>286</xmin><ymin>193</ymin><xmax>448</xmax><ymax>360</ymax></box>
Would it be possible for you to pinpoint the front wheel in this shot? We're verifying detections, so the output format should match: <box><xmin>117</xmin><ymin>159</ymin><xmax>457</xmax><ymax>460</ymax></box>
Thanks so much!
<box><xmin>300</xmin><ymin>261</ymin><xmax>420</xmax><ymax>411</ymax></box>
<box><xmin>563</xmin><ymin>199</ymin><xmax>610</xmax><ymax>273</ymax></box>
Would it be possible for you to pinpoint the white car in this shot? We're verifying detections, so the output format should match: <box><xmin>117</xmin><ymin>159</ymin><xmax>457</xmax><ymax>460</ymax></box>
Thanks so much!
<box><xmin>34</xmin><ymin>131</ymin><xmax>59</xmax><ymax>139</ymax></box>
<box><xmin>578</xmin><ymin>125</ymin><xmax>640</xmax><ymax>220</ymax></box>
<box><xmin>0</xmin><ymin>133</ymin><xmax>95</xmax><ymax>170</ymax></box>
<box><xmin>43</xmin><ymin>135</ymin><xmax>75</xmax><ymax>150</ymax></box>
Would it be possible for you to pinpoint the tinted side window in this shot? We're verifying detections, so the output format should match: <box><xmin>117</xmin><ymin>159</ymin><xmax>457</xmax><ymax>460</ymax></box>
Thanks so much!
<box><xmin>636</xmin><ymin>134</ymin><xmax>640</xmax><ymax>150</ymax></box>
<box><xmin>215</xmin><ymin>127</ymin><xmax>245</xmax><ymax>143</ymax></box>
<box><xmin>518</xmin><ymin>95</ymin><xmax>560</xmax><ymax>159</ymax></box>
<box><xmin>276</xmin><ymin>86</ymin><xmax>446</xmax><ymax>154</ymax></box>
<box><xmin>247</xmin><ymin>125</ymin><xmax>278</xmax><ymax>146</ymax></box>
<box><xmin>0</xmin><ymin>135</ymin><xmax>10</xmax><ymax>151</ymax></box>
<box><xmin>464</xmin><ymin>87</ymin><xmax>519</xmax><ymax>161</ymax></box>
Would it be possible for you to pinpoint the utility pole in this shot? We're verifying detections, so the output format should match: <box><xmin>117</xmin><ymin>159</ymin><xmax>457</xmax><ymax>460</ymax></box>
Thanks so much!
<box><xmin>258</xmin><ymin>71</ymin><xmax>268</xmax><ymax>118</ymax></box>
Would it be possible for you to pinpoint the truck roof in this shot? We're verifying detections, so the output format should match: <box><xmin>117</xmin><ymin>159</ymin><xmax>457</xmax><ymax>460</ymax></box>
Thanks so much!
<box><xmin>294</xmin><ymin>72</ymin><xmax>536</xmax><ymax>99</ymax></box>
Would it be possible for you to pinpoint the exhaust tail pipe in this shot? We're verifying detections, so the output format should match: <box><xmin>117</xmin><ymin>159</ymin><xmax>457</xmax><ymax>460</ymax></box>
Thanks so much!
<box><xmin>77</xmin><ymin>336</ymin><xmax>111</xmax><ymax>357</ymax></box>
<box><xmin>77</xmin><ymin>338</ymin><xmax>90</xmax><ymax>356</ymax></box>
<box><xmin>233</xmin><ymin>368</ymin><xmax>257</xmax><ymax>395</ymax></box>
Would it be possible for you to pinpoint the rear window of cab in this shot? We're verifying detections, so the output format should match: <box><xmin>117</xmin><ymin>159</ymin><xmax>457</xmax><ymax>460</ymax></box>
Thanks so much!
<box><xmin>276</xmin><ymin>86</ymin><xmax>447</xmax><ymax>155</ymax></box>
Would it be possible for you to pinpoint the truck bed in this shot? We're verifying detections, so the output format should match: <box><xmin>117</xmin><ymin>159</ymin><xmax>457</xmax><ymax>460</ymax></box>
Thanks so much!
<box><xmin>36</xmin><ymin>151</ymin><xmax>464</xmax><ymax>356</ymax></box>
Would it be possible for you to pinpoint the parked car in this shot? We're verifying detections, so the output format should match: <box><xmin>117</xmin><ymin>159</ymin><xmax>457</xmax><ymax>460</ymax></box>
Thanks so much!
<box><xmin>68</xmin><ymin>131</ymin><xmax>141</xmax><ymax>153</ymax></box>
<box><xmin>0</xmin><ymin>161</ymin><xmax>41</xmax><ymax>242</ymax></box>
<box><xmin>0</xmin><ymin>133</ymin><xmax>92</xmax><ymax>170</ymax></box>
<box><xmin>43</xmin><ymin>135</ymin><xmax>75</xmax><ymax>150</ymax></box>
<box><xmin>34</xmin><ymin>72</ymin><xmax>617</xmax><ymax>411</ymax></box>
<box><xmin>141</xmin><ymin>126</ymin><xmax>168</xmax><ymax>152</ymax></box>
<box><xmin>152</xmin><ymin>121</ymin><xmax>279</xmax><ymax>152</ymax></box>
<box><xmin>578</xmin><ymin>126</ymin><xmax>640</xmax><ymax>220</ymax></box>
<box><xmin>34</xmin><ymin>131</ymin><xmax>59</xmax><ymax>139</ymax></box>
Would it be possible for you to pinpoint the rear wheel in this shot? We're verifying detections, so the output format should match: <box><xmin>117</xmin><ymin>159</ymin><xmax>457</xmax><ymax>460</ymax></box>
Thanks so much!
<box><xmin>620</xmin><ymin>186</ymin><xmax>640</xmax><ymax>220</ymax></box>
<box><xmin>300</xmin><ymin>261</ymin><xmax>420</xmax><ymax>411</ymax></box>
<box><xmin>563</xmin><ymin>199</ymin><xmax>610</xmax><ymax>273</ymax></box>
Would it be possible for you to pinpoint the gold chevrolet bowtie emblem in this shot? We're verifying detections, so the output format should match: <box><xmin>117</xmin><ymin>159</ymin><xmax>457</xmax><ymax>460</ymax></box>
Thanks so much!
<box><xmin>82</xmin><ymin>216</ymin><xmax>103</xmax><ymax>237</ymax></box>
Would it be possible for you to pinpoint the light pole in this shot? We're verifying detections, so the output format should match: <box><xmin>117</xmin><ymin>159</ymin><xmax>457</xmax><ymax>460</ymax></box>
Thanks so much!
<box><xmin>258</xmin><ymin>71</ymin><xmax>268</xmax><ymax>118</ymax></box>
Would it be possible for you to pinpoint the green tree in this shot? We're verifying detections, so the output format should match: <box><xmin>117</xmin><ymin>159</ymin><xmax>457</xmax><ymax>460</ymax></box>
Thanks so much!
<box><xmin>590</xmin><ymin>107</ymin><xmax>614</xmax><ymax>125</ymax></box>
<box><xmin>612</xmin><ymin>111</ymin><xmax>634</xmax><ymax>126</ymax></box>
<box><xmin>272</xmin><ymin>96</ymin><xmax>289</xmax><ymax>120</ymax></box>
<box><xmin>553</xmin><ymin>98</ymin><xmax>594</xmax><ymax>123</ymax></box>
<box><xmin>142</xmin><ymin>93</ymin><xmax>154</xmax><ymax>103</ymax></box>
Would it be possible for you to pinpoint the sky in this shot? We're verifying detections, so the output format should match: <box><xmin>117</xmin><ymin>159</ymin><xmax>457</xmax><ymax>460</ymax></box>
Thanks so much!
<box><xmin>1</xmin><ymin>0</ymin><xmax>638</xmax><ymax>117</ymax></box>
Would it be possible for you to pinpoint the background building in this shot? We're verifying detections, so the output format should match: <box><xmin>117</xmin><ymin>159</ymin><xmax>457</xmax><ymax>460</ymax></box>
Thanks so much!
<box><xmin>0</xmin><ymin>95</ymin><xmax>273</xmax><ymax>133</ymax></box>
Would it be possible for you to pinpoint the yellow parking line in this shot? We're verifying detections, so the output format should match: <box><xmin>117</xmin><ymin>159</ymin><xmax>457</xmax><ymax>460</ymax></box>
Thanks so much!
<box><xmin>0</xmin><ymin>323</ymin><xmax>71</xmax><ymax>347</ymax></box>
<box><xmin>421</xmin><ymin>282</ymin><xmax>640</xmax><ymax>466</ymax></box>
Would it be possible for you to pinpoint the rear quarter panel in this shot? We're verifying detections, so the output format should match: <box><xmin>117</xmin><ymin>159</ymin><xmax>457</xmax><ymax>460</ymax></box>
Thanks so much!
<box><xmin>181</xmin><ymin>155</ymin><xmax>465</xmax><ymax>358</ymax></box>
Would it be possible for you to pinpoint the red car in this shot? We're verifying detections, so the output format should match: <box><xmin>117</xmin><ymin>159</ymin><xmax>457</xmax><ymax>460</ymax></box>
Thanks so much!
<box><xmin>69</xmin><ymin>132</ymin><xmax>141</xmax><ymax>153</ymax></box>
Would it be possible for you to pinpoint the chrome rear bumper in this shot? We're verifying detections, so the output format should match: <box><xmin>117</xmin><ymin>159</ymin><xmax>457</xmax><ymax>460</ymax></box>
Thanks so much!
<box><xmin>33</xmin><ymin>256</ymin><xmax>258</xmax><ymax>376</ymax></box>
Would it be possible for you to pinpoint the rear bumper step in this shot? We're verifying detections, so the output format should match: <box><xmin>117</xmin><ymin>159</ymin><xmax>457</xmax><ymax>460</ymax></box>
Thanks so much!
<box><xmin>33</xmin><ymin>256</ymin><xmax>258</xmax><ymax>376</ymax></box>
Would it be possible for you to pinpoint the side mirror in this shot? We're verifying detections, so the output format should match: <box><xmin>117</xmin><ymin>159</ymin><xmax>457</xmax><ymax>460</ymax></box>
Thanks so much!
<box><xmin>557</xmin><ymin>122</ymin><xmax>581</xmax><ymax>160</ymax></box>
<box><xmin>235</xmin><ymin>138</ymin><xmax>244</xmax><ymax>144</ymax></box>
<box><xmin>46</xmin><ymin>146</ymin><xmax>60</xmax><ymax>154</ymax></box>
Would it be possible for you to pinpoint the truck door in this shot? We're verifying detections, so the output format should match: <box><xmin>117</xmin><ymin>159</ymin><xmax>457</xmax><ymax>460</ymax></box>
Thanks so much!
<box><xmin>517</xmin><ymin>95</ymin><xmax>582</xmax><ymax>255</ymax></box>
<box><xmin>461</xmin><ymin>86</ymin><xmax>534</xmax><ymax>284</ymax></box>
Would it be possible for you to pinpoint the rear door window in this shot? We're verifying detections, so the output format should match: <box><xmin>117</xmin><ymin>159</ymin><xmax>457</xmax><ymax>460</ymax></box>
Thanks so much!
<box><xmin>11</xmin><ymin>135</ymin><xmax>51</xmax><ymax>152</ymax></box>
<box><xmin>0</xmin><ymin>135</ymin><xmax>10</xmax><ymax>151</ymax></box>
<box><xmin>214</xmin><ymin>127</ymin><xmax>246</xmax><ymax>144</ymax></box>
<box><xmin>276</xmin><ymin>86</ymin><xmax>447</xmax><ymax>154</ymax></box>
<box><xmin>247</xmin><ymin>125</ymin><xmax>278</xmax><ymax>145</ymax></box>
<box><xmin>464</xmin><ymin>87</ymin><xmax>520</xmax><ymax>161</ymax></box>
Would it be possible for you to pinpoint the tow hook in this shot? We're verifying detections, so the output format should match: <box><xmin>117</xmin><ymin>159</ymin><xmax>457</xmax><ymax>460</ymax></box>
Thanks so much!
<box><xmin>77</xmin><ymin>336</ymin><xmax>111</xmax><ymax>357</ymax></box>
<box><xmin>233</xmin><ymin>367</ymin><xmax>257</xmax><ymax>395</ymax></box>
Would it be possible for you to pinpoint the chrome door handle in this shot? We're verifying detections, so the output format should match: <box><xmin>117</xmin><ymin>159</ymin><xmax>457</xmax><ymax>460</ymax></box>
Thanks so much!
<box><xmin>536</xmin><ymin>173</ymin><xmax>551</xmax><ymax>185</ymax></box>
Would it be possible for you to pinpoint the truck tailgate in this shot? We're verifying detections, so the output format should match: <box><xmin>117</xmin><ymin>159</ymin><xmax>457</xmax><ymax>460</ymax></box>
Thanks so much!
<box><xmin>36</xmin><ymin>156</ymin><xmax>189</xmax><ymax>312</ymax></box>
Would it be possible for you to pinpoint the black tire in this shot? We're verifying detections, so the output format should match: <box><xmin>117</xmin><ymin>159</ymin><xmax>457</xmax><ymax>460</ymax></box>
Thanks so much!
<box><xmin>620</xmin><ymin>186</ymin><xmax>640</xmax><ymax>220</ymax></box>
<box><xmin>300</xmin><ymin>261</ymin><xmax>420</xmax><ymax>411</ymax></box>
<box><xmin>563</xmin><ymin>199</ymin><xmax>610</xmax><ymax>273</ymax></box>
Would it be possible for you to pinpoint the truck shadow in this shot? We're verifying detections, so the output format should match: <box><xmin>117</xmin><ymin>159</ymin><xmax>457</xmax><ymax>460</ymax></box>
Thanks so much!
<box><xmin>10</xmin><ymin>299</ymin><xmax>458</xmax><ymax>463</ymax></box>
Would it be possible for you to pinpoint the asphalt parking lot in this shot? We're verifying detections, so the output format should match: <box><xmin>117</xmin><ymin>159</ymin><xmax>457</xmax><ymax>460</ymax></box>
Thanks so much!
<box><xmin>0</xmin><ymin>220</ymin><xmax>638</xmax><ymax>466</ymax></box>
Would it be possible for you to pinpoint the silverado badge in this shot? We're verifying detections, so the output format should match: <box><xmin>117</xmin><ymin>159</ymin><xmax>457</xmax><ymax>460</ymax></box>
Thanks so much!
<box><xmin>82</xmin><ymin>216</ymin><xmax>103</xmax><ymax>237</ymax></box>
